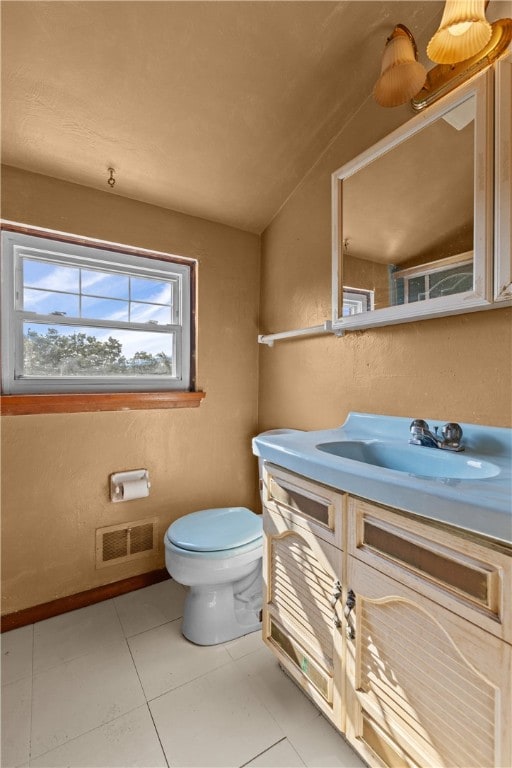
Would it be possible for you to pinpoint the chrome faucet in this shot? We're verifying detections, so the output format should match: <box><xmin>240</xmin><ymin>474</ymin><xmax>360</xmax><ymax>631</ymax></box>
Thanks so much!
<box><xmin>409</xmin><ymin>419</ymin><xmax>464</xmax><ymax>452</ymax></box>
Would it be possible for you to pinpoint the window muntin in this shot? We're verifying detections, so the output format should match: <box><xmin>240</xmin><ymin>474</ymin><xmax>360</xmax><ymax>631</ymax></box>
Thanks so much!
<box><xmin>1</xmin><ymin>230</ymin><xmax>192</xmax><ymax>394</ymax></box>
<box><xmin>20</xmin><ymin>257</ymin><xmax>179</xmax><ymax>324</ymax></box>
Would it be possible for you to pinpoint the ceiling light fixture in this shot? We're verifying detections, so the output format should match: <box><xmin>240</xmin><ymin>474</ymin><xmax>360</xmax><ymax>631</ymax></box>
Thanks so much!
<box><xmin>373</xmin><ymin>2</ymin><xmax>512</xmax><ymax>111</ymax></box>
<box><xmin>373</xmin><ymin>24</ymin><xmax>427</xmax><ymax>108</ymax></box>
<box><xmin>427</xmin><ymin>0</ymin><xmax>492</xmax><ymax>64</ymax></box>
<box><xmin>413</xmin><ymin>17</ymin><xmax>511</xmax><ymax>110</ymax></box>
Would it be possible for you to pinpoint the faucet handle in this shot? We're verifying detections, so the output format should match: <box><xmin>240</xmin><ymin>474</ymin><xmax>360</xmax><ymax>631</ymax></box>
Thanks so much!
<box><xmin>410</xmin><ymin>419</ymin><xmax>429</xmax><ymax>433</ymax></box>
<box><xmin>442</xmin><ymin>422</ymin><xmax>463</xmax><ymax>444</ymax></box>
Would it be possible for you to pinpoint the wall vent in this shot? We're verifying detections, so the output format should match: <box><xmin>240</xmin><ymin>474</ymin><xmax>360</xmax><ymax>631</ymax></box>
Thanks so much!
<box><xmin>96</xmin><ymin>517</ymin><xmax>158</xmax><ymax>568</ymax></box>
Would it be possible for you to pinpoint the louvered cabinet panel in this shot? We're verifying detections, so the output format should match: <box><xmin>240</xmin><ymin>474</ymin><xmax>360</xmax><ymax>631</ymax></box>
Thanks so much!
<box><xmin>345</xmin><ymin>557</ymin><xmax>512</xmax><ymax>768</ymax></box>
<box><xmin>271</xmin><ymin>530</ymin><xmax>335</xmax><ymax>663</ymax></box>
<box><xmin>262</xmin><ymin>507</ymin><xmax>343</xmax><ymax>727</ymax></box>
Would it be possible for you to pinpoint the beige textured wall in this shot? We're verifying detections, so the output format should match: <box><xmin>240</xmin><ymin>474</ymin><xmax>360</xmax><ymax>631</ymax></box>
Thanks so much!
<box><xmin>1</xmin><ymin>166</ymin><xmax>261</xmax><ymax>614</ymax></box>
<box><xmin>259</xmin><ymin>97</ymin><xmax>512</xmax><ymax>433</ymax></box>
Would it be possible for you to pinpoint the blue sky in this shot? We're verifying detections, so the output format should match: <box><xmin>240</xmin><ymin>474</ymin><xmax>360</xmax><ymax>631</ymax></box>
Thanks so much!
<box><xmin>22</xmin><ymin>259</ymin><xmax>175</xmax><ymax>358</ymax></box>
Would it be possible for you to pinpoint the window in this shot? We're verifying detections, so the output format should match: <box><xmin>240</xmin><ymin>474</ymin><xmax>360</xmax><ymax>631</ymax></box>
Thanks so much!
<box><xmin>392</xmin><ymin>252</ymin><xmax>473</xmax><ymax>305</ymax></box>
<box><xmin>1</xmin><ymin>229</ymin><xmax>193</xmax><ymax>395</ymax></box>
<box><xmin>342</xmin><ymin>287</ymin><xmax>375</xmax><ymax>316</ymax></box>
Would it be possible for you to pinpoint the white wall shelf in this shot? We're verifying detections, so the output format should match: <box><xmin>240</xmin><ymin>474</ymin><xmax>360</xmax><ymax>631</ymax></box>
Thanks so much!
<box><xmin>258</xmin><ymin>320</ymin><xmax>344</xmax><ymax>346</ymax></box>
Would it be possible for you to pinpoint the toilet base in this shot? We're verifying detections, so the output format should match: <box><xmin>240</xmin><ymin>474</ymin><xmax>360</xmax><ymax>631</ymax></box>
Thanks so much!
<box><xmin>181</xmin><ymin>561</ymin><xmax>262</xmax><ymax>645</ymax></box>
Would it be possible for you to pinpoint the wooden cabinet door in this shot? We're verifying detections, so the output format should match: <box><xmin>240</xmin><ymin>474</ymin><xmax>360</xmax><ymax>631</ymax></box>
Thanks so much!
<box><xmin>262</xmin><ymin>507</ymin><xmax>344</xmax><ymax>728</ymax></box>
<box><xmin>345</xmin><ymin>557</ymin><xmax>512</xmax><ymax>768</ymax></box>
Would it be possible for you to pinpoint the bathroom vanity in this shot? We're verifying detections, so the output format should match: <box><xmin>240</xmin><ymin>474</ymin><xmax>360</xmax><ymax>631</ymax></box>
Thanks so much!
<box><xmin>253</xmin><ymin>414</ymin><xmax>512</xmax><ymax>768</ymax></box>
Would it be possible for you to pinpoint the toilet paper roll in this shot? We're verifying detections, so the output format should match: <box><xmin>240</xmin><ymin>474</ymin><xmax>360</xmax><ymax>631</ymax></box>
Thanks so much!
<box><xmin>121</xmin><ymin>478</ymin><xmax>149</xmax><ymax>500</ymax></box>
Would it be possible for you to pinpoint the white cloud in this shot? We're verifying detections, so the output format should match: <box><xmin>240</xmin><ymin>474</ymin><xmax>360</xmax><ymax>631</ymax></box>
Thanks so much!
<box><xmin>25</xmin><ymin>263</ymin><xmax>79</xmax><ymax>293</ymax></box>
<box><xmin>132</xmin><ymin>283</ymin><xmax>172</xmax><ymax>305</ymax></box>
<box><xmin>93</xmin><ymin>327</ymin><xmax>173</xmax><ymax>358</ymax></box>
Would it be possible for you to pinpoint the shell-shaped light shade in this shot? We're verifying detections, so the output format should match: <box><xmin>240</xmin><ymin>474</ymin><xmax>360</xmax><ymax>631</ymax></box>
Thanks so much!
<box><xmin>427</xmin><ymin>0</ymin><xmax>492</xmax><ymax>64</ymax></box>
<box><xmin>373</xmin><ymin>31</ymin><xmax>427</xmax><ymax>108</ymax></box>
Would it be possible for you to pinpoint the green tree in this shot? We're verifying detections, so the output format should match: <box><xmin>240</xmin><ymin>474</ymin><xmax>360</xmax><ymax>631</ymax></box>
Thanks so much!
<box><xmin>24</xmin><ymin>328</ymin><xmax>170</xmax><ymax>376</ymax></box>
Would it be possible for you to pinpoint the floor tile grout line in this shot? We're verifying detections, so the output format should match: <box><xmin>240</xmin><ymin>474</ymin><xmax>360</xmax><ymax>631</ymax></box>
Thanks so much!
<box><xmin>123</xmin><ymin>614</ymin><xmax>183</xmax><ymax>642</ymax></box>
<box><xmin>29</xmin><ymin>634</ymin><xmax>133</xmax><ymax>679</ymax></box>
<box><xmin>124</xmin><ymin>629</ymin><xmax>170</xmax><ymax>768</ymax></box>
<box><xmin>26</xmin><ymin>703</ymin><xmax>148</xmax><ymax>764</ymax></box>
<box><xmin>146</xmin><ymin>702</ymin><xmax>170</xmax><ymax>768</ymax></box>
<box><xmin>229</xmin><ymin>649</ymin><xmax>316</xmax><ymax>745</ymax></box>
<box><xmin>0</xmin><ymin>625</ymin><xmax>35</xmax><ymax>688</ymax></box>
<box><xmin>238</xmin><ymin>736</ymin><xmax>288</xmax><ymax>768</ymax></box>
<box><xmin>233</xmin><ymin>651</ymin><xmax>348</xmax><ymax>768</ymax></box>
<box><xmin>18</xmin><ymin>587</ymin><xmax>320</xmax><ymax>768</ymax></box>
<box><xmin>112</xmin><ymin>589</ymin><xmax>156</xmax><ymax>640</ymax></box>
<box><xmin>0</xmin><ymin>673</ymin><xmax>33</xmax><ymax>689</ymax></box>
<box><xmin>29</xmin><ymin>621</ymin><xmax>35</xmax><ymax>763</ymax></box>
<box><xmin>147</xmin><ymin>643</ymin><xmax>290</xmax><ymax>766</ymax></box>
<box><xmin>144</xmin><ymin>642</ymin><xmax>291</xmax><ymax>768</ymax></box>
<box><xmin>123</xmin><ymin>631</ymin><xmax>148</xmax><ymax>703</ymax></box>
<box><xmin>29</xmin><ymin>599</ymin><xmax>127</xmax><ymax>678</ymax></box>
<box><xmin>112</xmin><ymin>595</ymin><xmax>151</xmax><ymax>705</ymax></box>
<box><xmin>26</xmin><ymin>583</ymin><xmax>186</xmax><ymax>670</ymax></box>
<box><xmin>145</xmin><ymin>649</ymin><xmax>237</xmax><ymax>706</ymax></box>
<box><xmin>109</xmin><ymin>594</ymin><xmax>126</xmax><ymax>636</ymax></box>
<box><xmin>141</xmin><ymin>638</ymin><xmax>271</xmax><ymax>708</ymax></box>
<box><xmin>28</xmin><ymin>600</ymin><xmax>146</xmax><ymax>762</ymax></box>
<box><xmin>112</xmin><ymin>580</ymin><xmax>189</xmax><ymax>640</ymax></box>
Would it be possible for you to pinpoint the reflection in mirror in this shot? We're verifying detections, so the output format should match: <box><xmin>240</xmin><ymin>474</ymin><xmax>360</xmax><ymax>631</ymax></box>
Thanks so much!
<box><xmin>340</xmin><ymin>95</ymin><xmax>475</xmax><ymax>317</ymax></box>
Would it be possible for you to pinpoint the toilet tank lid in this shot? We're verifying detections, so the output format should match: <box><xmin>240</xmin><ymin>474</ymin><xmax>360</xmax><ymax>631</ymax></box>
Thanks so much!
<box><xmin>166</xmin><ymin>507</ymin><xmax>262</xmax><ymax>552</ymax></box>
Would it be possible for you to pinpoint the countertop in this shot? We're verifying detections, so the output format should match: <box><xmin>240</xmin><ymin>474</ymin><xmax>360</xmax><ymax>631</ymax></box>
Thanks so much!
<box><xmin>253</xmin><ymin>412</ymin><xmax>512</xmax><ymax>545</ymax></box>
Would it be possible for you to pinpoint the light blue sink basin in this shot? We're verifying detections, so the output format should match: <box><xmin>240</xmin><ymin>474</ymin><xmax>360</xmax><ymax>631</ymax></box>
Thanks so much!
<box><xmin>253</xmin><ymin>413</ymin><xmax>512</xmax><ymax>543</ymax></box>
<box><xmin>316</xmin><ymin>440</ymin><xmax>500</xmax><ymax>480</ymax></box>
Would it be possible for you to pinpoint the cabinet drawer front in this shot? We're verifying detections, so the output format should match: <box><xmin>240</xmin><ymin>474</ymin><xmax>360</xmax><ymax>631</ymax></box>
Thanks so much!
<box><xmin>263</xmin><ymin>464</ymin><xmax>343</xmax><ymax>547</ymax></box>
<box><xmin>348</xmin><ymin>496</ymin><xmax>512</xmax><ymax>643</ymax></box>
<box><xmin>346</xmin><ymin>558</ymin><xmax>512</xmax><ymax>768</ymax></box>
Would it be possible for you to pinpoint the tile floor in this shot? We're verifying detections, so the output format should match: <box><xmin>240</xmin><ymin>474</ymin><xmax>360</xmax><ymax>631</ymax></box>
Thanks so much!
<box><xmin>1</xmin><ymin>579</ymin><xmax>366</xmax><ymax>768</ymax></box>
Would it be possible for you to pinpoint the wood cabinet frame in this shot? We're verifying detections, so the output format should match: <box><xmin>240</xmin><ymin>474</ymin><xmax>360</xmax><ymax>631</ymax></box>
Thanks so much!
<box><xmin>260</xmin><ymin>463</ymin><xmax>512</xmax><ymax>768</ymax></box>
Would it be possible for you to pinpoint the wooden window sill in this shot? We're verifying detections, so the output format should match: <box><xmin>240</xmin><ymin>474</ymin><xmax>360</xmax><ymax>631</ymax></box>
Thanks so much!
<box><xmin>0</xmin><ymin>391</ymin><xmax>206</xmax><ymax>416</ymax></box>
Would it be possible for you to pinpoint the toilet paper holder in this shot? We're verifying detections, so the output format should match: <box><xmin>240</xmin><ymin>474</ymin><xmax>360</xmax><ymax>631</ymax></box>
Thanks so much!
<box><xmin>110</xmin><ymin>469</ymin><xmax>150</xmax><ymax>502</ymax></box>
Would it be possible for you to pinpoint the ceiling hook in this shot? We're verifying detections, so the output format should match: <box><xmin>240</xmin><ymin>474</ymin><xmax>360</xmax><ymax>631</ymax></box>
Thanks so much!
<box><xmin>107</xmin><ymin>167</ymin><xmax>116</xmax><ymax>188</ymax></box>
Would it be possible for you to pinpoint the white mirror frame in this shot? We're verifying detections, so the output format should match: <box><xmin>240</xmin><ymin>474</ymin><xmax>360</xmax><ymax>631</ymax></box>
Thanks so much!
<box><xmin>494</xmin><ymin>52</ymin><xmax>512</xmax><ymax>302</ymax></box>
<box><xmin>332</xmin><ymin>71</ymin><xmax>494</xmax><ymax>331</ymax></box>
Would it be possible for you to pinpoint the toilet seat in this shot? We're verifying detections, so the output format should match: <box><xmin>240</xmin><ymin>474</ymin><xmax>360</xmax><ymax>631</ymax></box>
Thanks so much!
<box><xmin>167</xmin><ymin>506</ymin><xmax>262</xmax><ymax>552</ymax></box>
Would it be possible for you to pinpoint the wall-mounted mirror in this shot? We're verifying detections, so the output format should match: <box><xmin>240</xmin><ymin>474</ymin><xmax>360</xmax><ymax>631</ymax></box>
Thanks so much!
<box><xmin>332</xmin><ymin>72</ymin><xmax>493</xmax><ymax>330</ymax></box>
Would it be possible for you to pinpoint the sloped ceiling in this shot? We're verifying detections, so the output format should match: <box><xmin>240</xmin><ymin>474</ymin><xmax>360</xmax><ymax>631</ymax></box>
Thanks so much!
<box><xmin>1</xmin><ymin>1</ymin><xmax>455</xmax><ymax>233</ymax></box>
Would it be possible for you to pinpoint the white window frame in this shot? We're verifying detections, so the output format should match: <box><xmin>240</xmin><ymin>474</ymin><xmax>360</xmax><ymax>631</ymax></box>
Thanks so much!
<box><xmin>1</xmin><ymin>229</ymin><xmax>192</xmax><ymax>394</ymax></box>
<box><xmin>342</xmin><ymin>287</ymin><xmax>375</xmax><ymax>316</ymax></box>
<box><xmin>393</xmin><ymin>252</ymin><xmax>473</xmax><ymax>305</ymax></box>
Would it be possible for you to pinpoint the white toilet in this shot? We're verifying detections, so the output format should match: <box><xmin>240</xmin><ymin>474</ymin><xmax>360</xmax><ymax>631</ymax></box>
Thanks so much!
<box><xmin>164</xmin><ymin>506</ymin><xmax>263</xmax><ymax>645</ymax></box>
<box><xmin>164</xmin><ymin>429</ymin><xmax>300</xmax><ymax>646</ymax></box>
